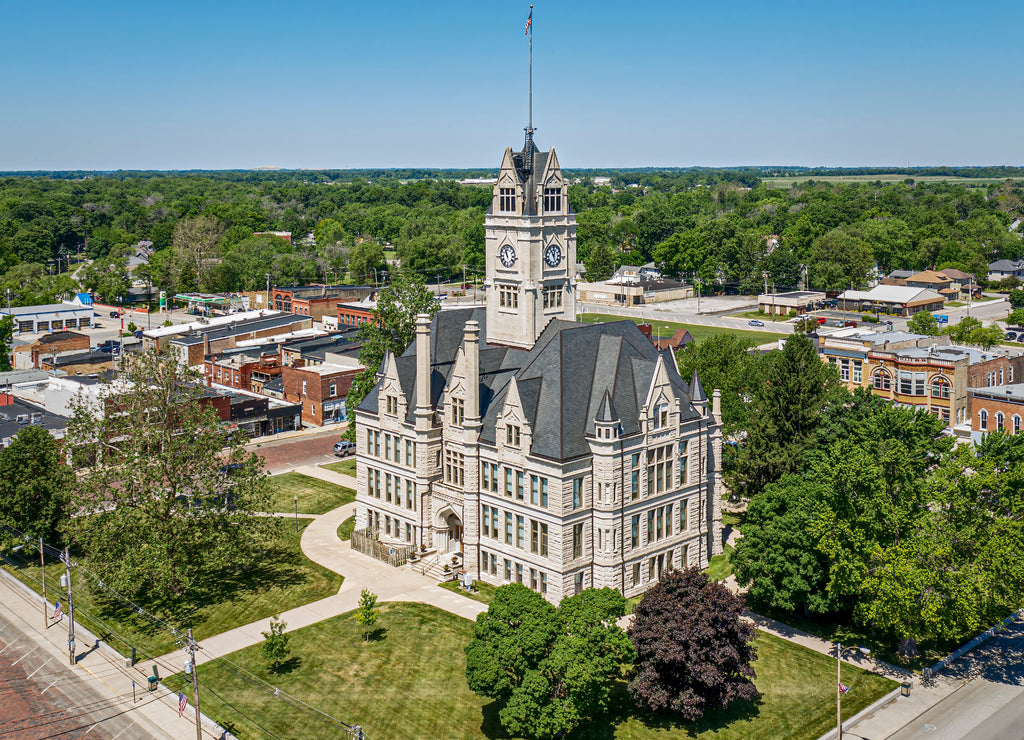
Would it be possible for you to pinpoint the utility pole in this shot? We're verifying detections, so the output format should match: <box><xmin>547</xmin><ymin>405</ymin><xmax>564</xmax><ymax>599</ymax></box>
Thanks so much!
<box><xmin>40</xmin><ymin>538</ymin><xmax>47</xmax><ymax>630</ymax></box>
<box><xmin>763</xmin><ymin>271</ymin><xmax>769</xmax><ymax>296</ymax></box>
<box><xmin>63</xmin><ymin>548</ymin><xmax>75</xmax><ymax>665</ymax></box>
<box><xmin>265</xmin><ymin>273</ymin><xmax>271</xmax><ymax>311</ymax></box>
<box><xmin>187</xmin><ymin>629</ymin><xmax>202</xmax><ymax>740</ymax></box>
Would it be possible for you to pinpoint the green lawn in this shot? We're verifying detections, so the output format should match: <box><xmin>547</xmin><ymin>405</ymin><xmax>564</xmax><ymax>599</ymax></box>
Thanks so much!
<box><xmin>337</xmin><ymin>516</ymin><xmax>355</xmax><ymax>541</ymax></box>
<box><xmin>706</xmin><ymin>544</ymin><xmax>735</xmax><ymax>582</ymax></box>
<box><xmin>171</xmin><ymin>602</ymin><xmax>894</xmax><ymax>740</ymax></box>
<box><xmin>729</xmin><ymin>310</ymin><xmax>789</xmax><ymax>323</ymax></box>
<box><xmin>580</xmin><ymin>313</ymin><xmax>779</xmax><ymax>346</ymax></box>
<box><xmin>439</xmin><ymin>579</ymin><xmax>499</xmax><ymax>605</ymax></box>
<box><xmin>268</xmin><ymin>472</ymin><xmax>355</xmax><ymax>514</ymax></box>
<box><xmin>320</xmin><ymin>458</ymin><xmax>356</xmax><ymax>477</ymax></box>
<box><xmin>1</xmin><ymin>519</ymin><xmax>343</xmax><ymax>659</ymax></box>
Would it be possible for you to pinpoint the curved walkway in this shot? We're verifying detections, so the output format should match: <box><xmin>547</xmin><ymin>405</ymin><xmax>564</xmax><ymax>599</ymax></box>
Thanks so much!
<box><xmin>180</xmin><ymin>500</ymin><xmax>484</xmax><ymax>667</ymax></box>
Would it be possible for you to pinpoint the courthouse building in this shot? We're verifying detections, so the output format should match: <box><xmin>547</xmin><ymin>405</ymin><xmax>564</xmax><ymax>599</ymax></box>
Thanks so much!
<box><xmin>353</xmin><ymin>132</ymin><xmax>723</xmax><ymax>602</ymax></box>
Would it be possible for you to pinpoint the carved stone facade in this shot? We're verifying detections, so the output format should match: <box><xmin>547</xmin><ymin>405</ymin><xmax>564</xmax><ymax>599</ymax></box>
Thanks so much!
<box><xmin>354</xmin><ymin>135</ymin><xmax>722</xmax><ymax>603</ymax></box>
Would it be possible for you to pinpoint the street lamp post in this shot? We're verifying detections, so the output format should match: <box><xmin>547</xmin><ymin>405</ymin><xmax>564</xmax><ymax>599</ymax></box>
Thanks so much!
<box><xmin>836</xmin><ymin>642</ymin><xmax>870</xmax><ymax>739</ymax></box>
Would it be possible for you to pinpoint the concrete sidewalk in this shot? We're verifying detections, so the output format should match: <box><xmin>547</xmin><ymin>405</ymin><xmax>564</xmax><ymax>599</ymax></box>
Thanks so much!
<box><xmin>293</xmin><ymin>463</ymin><xmax>357</xmax><ymax>489</ymax></box>
<box><xmin>164</xmin><ymin>501</ymin><xmax>485</xmax><ymax>669</ymax></box>
<box><xmin>0</xmin><ymin>570</ymin><xmax>223</xmax><ymax>739</ymax></box>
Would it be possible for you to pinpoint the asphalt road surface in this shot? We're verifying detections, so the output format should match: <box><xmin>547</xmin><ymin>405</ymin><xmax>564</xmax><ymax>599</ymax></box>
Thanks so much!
<box><xmin>888</xmin><ymin>615</ymin><xmax>1024</xmax><ymax>739</ymax></box>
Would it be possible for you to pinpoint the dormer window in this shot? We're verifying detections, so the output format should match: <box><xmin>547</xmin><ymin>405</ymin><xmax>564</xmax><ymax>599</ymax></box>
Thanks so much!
<box><xmin>450</xmin><ymin>397</ymin><xmax>464</xmax><ymax>426</ymax></box>
<box><xmin>385</xmin><ymin>395</ymin><xmax>398</xmax><ymax>415</ymax></box>
<box><xmin>506</xmin><ymin>424</ymin><xmax>521</xmax><ymax>447</ymax></box>
<box><xmin>543</xmin><ymin>187</ymin><xmax>561</xmax><ymax>213</ymax></box>
<box><xmin>499</xmin><ymin>188</ymin><xmax>516</xmax><ymax>212</ymax></box>
<box><xmin>652</xmin><ymin>401</ymin><xmax>669</xmax><ymax>430</ymax></box>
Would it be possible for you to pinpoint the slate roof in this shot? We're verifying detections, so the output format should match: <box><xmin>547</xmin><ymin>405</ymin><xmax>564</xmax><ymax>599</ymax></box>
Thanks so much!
<box><xmin>360</xmin><ymin>309</ymin><xmax>702</xmax><ymax>462</ymax></box>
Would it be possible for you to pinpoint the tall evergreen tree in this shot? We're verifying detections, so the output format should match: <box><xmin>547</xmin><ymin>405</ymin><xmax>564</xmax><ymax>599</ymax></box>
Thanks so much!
<box><xmin>729</xmin><ymin>332</ymin><xmax>838</xmax><ymax>499</ymax></box>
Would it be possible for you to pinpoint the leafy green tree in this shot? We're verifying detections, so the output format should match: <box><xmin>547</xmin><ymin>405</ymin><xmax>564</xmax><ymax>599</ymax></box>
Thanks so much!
<box><xmin>0</xmin><ymin>315</ymin><xmax>14</xmax><ymax>372</ymax></box>
<box><xmin>732</xmin><ymin>476</ymin><xmax>838</xmax><ymax>616</ymax></box>
<box><xmin>1006</xmin><ymin>308</ymin><xmax>1024</xmax><ymax>328</ymax></box>
<box><xmin>0</xmin><ymin>425</ymin><xmax>73</xmax><ymax>542</ymax></box>
<box><xmin>261</xmin><ymin>616</ymin><xmax>291</xmax><ymax>674</ymax></box>
<box><xmin>344</xmin><ymin>270</ymin><xmax>440</xmax><ymax>439</ymax></box>
<box><xmin>64</xmin><ymin>349</ymin><xmax>272</xmax><ymax>599</ymax></box>
<box><xmin>172</xmin><ymin>216</ymin><xmax>224</xmax><ymax>291</ymax></box>
<box><xmin>348</xmin><ymin>240</ymin><xmax>387</xmax><ymax>284</ymax></box>
<box><xmin>675</xmin><ymin>334</ymin><xmax>761</xmax><ymax>432</ymax></box>
<box><xmin>1008</xmin><ymin>289</ymin><xmax>1024</xmax><ymax>309</ymax></box>
<box><xmin>907</xmin><ymin>311</ymin><xmax>940</xmax><ymax>335</ymax></box>
<box><xmin>585</xmin><ymin>242</ymin><xmax>616</xmax><ymax>282</ymax></box>
<box><xmin>465</xmin><ymin>584</ymin><xmax>633</xmax><ymax>740</ymax></box>
<box><xmin>730</xmin><ymin>333</ymin><xmax>838</xmax><ymax>499</ymax></box>
<box><xmin>944</xmin><ymin>316</ymin><xmax>1005</xmax><ymax>348</ymax></box>
<box><xmin>628</xmin><ymin>568</ymin><xmax>758</xmax><ymax>720</ymax></box>
<box><xmin>356</xmin><ymin>589</ymin><xmax>378</xmax><ymax>641</ymax></box>
<box><xmin>809</xmin><ymin>227</ymin><xmax>874</xmax><ymax>291</ymax></box>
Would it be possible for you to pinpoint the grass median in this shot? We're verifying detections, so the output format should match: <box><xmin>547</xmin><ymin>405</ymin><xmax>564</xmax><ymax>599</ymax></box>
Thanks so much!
<box><xmin>175</xmin><ymin>601</ymin><xmax>895</xmax><ymax>740</ymax></box>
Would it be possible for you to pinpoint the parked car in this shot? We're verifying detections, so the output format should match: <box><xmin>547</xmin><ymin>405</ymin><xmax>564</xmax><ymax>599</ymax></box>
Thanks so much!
<box><xmin>843</xmin><ymin>320</ymin><xmax>858</xmax><ymax>327</ymax></box>
<box><xmin>816</xmin><ymin>317</ymin><xmax>827</xmax><ymax>324</ymax></box>
<box><xmin>748</xmin><ymin>319</ymin><xmax>765</xmax><ymax>327</ymax></box>
<box><xmin>109</xmin><ymin>310</ymin><xmax>119</xmax><ymax>318</ymax></box>
<box><xmin>334</xmin><ymin>440</ymin><xmax>356</xmax><ymax>457</ymax></box>
<box><xmin>96</xmin><ymin>340</ymin><xmax>121</xmax><ymax>354</ymax></box>
<box><xmin>1007</xmin><ymin>331</ymin><xmax>1018</xmax><ymax>341</ymax></box>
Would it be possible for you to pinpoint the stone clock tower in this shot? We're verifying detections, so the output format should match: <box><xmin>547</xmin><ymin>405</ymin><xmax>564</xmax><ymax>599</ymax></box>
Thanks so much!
<box><xmin>484</xmin><ymin>132</ymin><xmax>577</xmax><ymax>349</ymax></box>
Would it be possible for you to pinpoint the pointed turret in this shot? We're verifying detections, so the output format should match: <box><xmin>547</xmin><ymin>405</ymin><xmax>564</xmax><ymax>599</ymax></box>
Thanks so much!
<box><xmin>690</xmin><ymin>371</ymin><xmax>707</xmax><ymax>404</ymax></box>
<box><xmin>596</xmin><ymin>389</ymin><xmax>617</xmax><ymax>423</ymax></box>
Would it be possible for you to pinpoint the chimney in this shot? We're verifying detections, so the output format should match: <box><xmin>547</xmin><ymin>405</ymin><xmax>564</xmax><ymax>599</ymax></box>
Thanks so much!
<box><xmin>415</xmin><ymin>313</ymin><xmax>432</xmax><ymax>427</ymax></box>
<box><xmin>464</xmin><ymin>319</ymin><xmax>480</xmax><ymax>422</ymax></box>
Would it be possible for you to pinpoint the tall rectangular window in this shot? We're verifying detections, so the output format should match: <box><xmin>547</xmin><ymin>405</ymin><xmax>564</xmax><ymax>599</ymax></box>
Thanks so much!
<box><xmin>506</xmin><ymin>424</ymin><xmax>521</xmax><ymax>447</ymax></box>
<box><xmin>499</xmin><ymin>187</ymin><xmax>516</xmax><ymax>212</ymax></box>
<box><xmin>631</xmin><ymin>454</ymin><xmax>641</xmax><ymax>499</ymax></box>
<box><xmin>516</xmin><ymin>515</ymin><xmax>525</xmax><ymax>549</ymax></box>
<box><xmin>572</xmin><ymin>523</ymin><xmax>584</xmax><ymax>558</ymax></box>
<box><xmin>505</xmin><ymin>513</ymin><xmax>513</xmax><ymax>545</ymax></box>
<box><xmin>482</xmin><ymin>463</ymin><xmax>492</xmax><ymax>492</ymax></box>
<box><xmin>679</xmin><ymin>441</ymin><xmax>689</xmax><ymax>486</ymax></box>
<box><xmin>540</xmin><ymin>478</ymin><xmax>548</xmax><ymax>508</ymax></box>
<box><xmin>543</xmin><ymin>188</ymin><xmax>561</xmax><ymax>213</ymax></box>
<box><xmin>531</xmin><ymin>475</ymin><xmax>540</xmax><ymax>506</ymax></box>
<box><xmin>504</xmin><ymin>559</ymin><xmax>512</xmax><ymax>581</ymax></box>
<box><xmin>631</xmin><ymin>515</ymin><xmax>640</xmax><ymax>548</ymax></box>
<box><xmin>499</xmin><ymin>285</ymin><xmax>519</xmax><ymax>308</ymax></box>
<box><xmin>405</xmin><ymin>439</ymin><xmax>414</xmax><ymax>466</ymax></box>
<box><xmin>450</xmin><ymin>398</ymin><xmax>464</xmax><ymax>426</ymax></box>
<box><xmin>531</xmin><ymin>520</ymin><xmax>539</xmax><ymax>553</ymax></box>
<box><xmin>505</xmin><ymin>468</ymin><xmax>513</xmax><ymax>497</ymax></box>
<box><xmin>516</xmin><ymin>471</ymin><xmax>524</xmax><ymax>501</ymax></box>
<box><xmin>572</xmin><ymin>478</ymin><xmax>583</xmax><ymax>509</ymax></box>
<box><xmin>386</xmin><ymin>395</ymin><xmax>398</xmax><ymax>415</ymax></box>
<box><xmin>482</xmin><ymin>505</ymin><xmax>491</xmax><ymax>538</ymax></box>
<box><xmin>444</xmin><ymin>450</ymin><xmax>464</xmax><ymax>488</ymax></box>
<box><xmin>647</xmin><ymin>444</ymin><xmax>673</xmax><ymax>495</ymax></box>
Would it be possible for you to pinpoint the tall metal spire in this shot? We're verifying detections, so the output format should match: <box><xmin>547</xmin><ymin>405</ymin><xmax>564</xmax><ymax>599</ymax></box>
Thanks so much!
<box><xmin>525</xmin><ymin>5</ymin><xmax>534</xmax><ymax>148</ymax></box>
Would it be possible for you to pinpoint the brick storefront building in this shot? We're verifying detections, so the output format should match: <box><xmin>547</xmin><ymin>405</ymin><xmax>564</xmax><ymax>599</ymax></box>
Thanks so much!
<box><xmin>969</xmin><ymin>384</ymin><xmax>1024</xmax><ymax>442</ymax></box>
<box><xmin>272</xmin><ymin>285</ymin><xmax>374</xmax><ymax>323</ymax></box>
<box><xmin>14</xmin><ymin>331</ymin><xmax>90</xmax><ymax>370</ymax></box>
<box><xmin>282</xmin><ymin>359</ymin><xmax>362</xmax><ymax>426</ymax></box>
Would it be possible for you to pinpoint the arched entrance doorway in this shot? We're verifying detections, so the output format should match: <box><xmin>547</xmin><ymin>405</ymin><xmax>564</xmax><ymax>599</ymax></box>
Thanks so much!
<box><xmin>434</xmin><ymin>507</ymin><xmax>463</xmax><ymax>554</ymax></box>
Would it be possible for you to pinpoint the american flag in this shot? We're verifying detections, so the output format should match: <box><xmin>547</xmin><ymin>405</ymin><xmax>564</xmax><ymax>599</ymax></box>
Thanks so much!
<box><xmin>524</xmin><ymin>7</ymin><xmax>532</xmax><ymax>35</ymax></box>
<box><xmin>52</xmin><ymin>601</ymin><xmax>62</xmax><ymax>620</ymax></box>
<box><xmin>178</xmin><ymin>692</ymin><xmax>187</xmax><ymax>717</ymax></box>
<box><xmin>839</xmin><ymin>681</ymin><xmax>850</xmax><ymax>694</ymax></box>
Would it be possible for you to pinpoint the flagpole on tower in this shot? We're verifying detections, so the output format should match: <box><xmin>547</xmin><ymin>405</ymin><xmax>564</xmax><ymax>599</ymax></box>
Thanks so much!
<box><xmin>529</xmin><ymin>5</ymin><xmax>533</xmax><ymax>136</ymax></box>
<box><xmin>525</xmin><ymin>5</ymin><xmax>534</xmax><ymax>145</ymax></box>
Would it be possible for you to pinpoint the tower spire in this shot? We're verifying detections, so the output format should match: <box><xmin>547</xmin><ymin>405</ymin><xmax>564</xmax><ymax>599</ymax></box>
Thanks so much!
<box><xmin>525</xmin><ymin>5</ymin><xmax>534</xmax><ymax>149</ymax></box>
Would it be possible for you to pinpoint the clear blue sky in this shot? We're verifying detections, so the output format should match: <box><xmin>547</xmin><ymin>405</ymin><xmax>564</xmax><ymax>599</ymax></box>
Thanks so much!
<box><xmin>3</xmin><ymin>1</ymin><xmax>1023</xmax><ymax>170</ymax></box>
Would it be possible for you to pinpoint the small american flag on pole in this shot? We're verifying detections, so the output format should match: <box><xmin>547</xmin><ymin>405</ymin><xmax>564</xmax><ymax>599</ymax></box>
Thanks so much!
<box><xmin>839</xmin><ymin>681</ymin><xmax>850</xmax><ymax>694</ymax></box>
<box><xmin>178</xmin><ymin>692</ymin><xmax>187</xmax><ymax>717</ymax></box>
<box><xmin>524</xmin><ymin>7</ymin><xmax>532</xmax><ymax>35</ymax></box>
<box><xmin>52</xmin><ymin>601</ymin><xmax>62</xmax><ymax>620</ymax></box>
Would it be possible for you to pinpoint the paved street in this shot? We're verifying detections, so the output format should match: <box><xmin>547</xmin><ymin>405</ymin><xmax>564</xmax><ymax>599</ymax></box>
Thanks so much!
<box><xmin>879</xmin><ymin>615</ymin><xmax>1024</xmax><ymax>740</ymax></box>
<box><xmin>0</xmin><ymin>573</ymin><xmax>218</xmax><ymax>739</ymax></box>
<box><xmin>248</xmin><ymin>426</ymin><xmax>344</xmax><ymax>474</ymax></box>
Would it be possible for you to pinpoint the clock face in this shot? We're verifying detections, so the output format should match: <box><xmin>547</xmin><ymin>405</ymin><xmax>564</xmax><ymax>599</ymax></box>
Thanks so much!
<box><xmin>498</xmin><ymin>244</ymin><xmax>517</xmax><ymax>268</ymax></box>
<box><xmin>544</xmin><ymin>244</ymin><xmax>562</xmax><ymax>268</ymax></box>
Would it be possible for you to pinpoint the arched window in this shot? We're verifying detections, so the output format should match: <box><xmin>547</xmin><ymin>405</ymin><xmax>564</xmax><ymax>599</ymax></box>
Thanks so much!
<box><xmin>930</xmin><ymin>376</ymin><xmax>950</xmax><ymax>399</ymax></box>
<box><xmin>980</xmin><ymin>409</ymin><xmax>989</xmax><ymax>430</ymax></box>
<box><xmin>996</xmin><ymin>412</ymin><xmax>1005</xmax><ymax>431</ymax></box>
<box><xmin>872</xmin><ymin>369</ymin><xmax>891</xmax><ymax>391</ymax></box>
<box><xmin>1013</xmin><ymin>415</ymin><xmax>1021</xmax><ymax>434</ymax></box>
